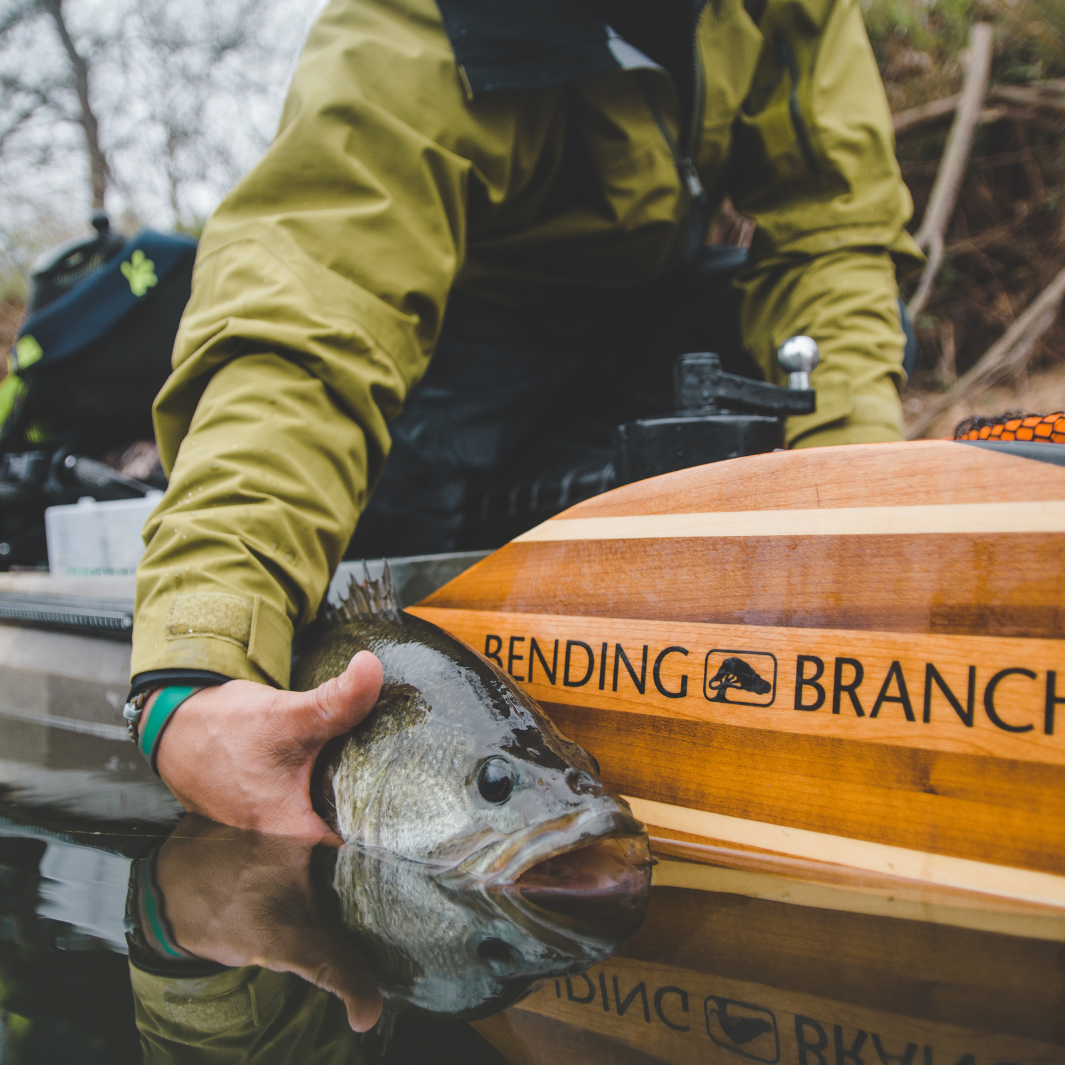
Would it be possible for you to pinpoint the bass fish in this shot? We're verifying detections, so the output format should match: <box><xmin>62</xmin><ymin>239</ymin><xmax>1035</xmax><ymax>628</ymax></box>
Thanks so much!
<box><xmin>293</xmin><ymin>564</ymin><xmax>651</xmax><ymax>890</ymax></box>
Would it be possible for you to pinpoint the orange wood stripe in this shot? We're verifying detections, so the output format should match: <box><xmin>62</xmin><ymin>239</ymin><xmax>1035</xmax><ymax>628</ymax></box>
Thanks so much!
<box><xmin>517</xmin><ymin>501</ymin><xmax>1065</xmax><ymax>541</ymax></box>
<box><xmin>537</xmin><ymin>702</ymin><xmax>1065</xmax><ymax>876</ymax></box>
<box><xmin>561</xmin><ymin>439</ymin><xmax>1065</xmax><ymax>518</ymax></box>
<box><xmin>422</xmin><ymin>535</ymin><xmax>1065</xmax><ymax>639</ymax></box>
<box><xmin>407</xmin><ymin>607</ymin><xmax>1065</xmax><ymax>767</ymax></box>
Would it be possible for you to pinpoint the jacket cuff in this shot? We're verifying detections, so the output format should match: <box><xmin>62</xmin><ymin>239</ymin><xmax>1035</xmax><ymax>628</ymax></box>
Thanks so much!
<box><xmin>131</xmin><ymin>591</ymin><xmax>293</xmax><ymax>689</ymax></box>
<box><xmin>127</xmin><ymin>669</ymin><xmax>232</xmax><ymax>702</ymax></box>
<box><xmin>787</xmin><ymin>389</ymin><xmax>904</xmax><ymax>449</ymax></box>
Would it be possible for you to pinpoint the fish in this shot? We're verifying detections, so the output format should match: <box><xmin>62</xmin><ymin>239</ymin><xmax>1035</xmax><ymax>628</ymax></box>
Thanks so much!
<box><xmin>292</xmin><ymin>563</ymin><xmax>652</xmax><ymax>891</ymax></box>
<box><xmin>326</xmin><ymin>843</ymin><xmax>648</xmax><ymax>1018</ymax></box>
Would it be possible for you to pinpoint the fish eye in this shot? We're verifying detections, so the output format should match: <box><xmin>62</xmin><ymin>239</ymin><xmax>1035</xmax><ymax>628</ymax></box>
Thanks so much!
<box><xmin>476</xmin><ymin>937</ymin><xmax>515</xmax><ymax>970</ymax></box>
<box><xmin>477</xmin><ymin>757</ymin><xmax>514</xmax><ymax>804</ymax></box>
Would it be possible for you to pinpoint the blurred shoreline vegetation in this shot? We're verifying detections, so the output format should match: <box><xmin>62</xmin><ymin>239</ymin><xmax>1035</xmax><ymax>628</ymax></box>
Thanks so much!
<box><xmin>0</xmin><ymin>0</ymin><xmax>322</xmax><ymax>317</ymax></box>
<box><xmin>861</xmin><ymin>0</ymin><xmax>1065</xmax><ymax>433</ymax></box>
<box><xmin>3</xmin><ymin>0</ymin><xmax>1065</xmax><ymax>432</ymax></box>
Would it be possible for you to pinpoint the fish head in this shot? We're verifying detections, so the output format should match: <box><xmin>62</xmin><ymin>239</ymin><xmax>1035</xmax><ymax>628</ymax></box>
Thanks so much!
<box><xmin>450</xmin><ymin>706</ymin><xmax>650</xmax><ymax>889</ymax></box>
<box><xmin>384</xmin><ymin>633</ymin><xmax>649</xmax><ymax>889</ymax></box>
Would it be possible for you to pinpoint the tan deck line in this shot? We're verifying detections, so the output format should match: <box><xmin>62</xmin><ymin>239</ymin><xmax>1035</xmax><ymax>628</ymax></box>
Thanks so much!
<box><xmin>625</xmin><ymin>795</ymin><xmax>1065</xmax><ymax>909</ymax></box>
<box><xmin>649</xmin><ymin>860</ymin><xmax>1065</xmax><ymax>940</ymax></box>
<box><xmin>515</xmin><ymin>500</ymin><xmax>1065</xmax><ymax>541</ymax></box>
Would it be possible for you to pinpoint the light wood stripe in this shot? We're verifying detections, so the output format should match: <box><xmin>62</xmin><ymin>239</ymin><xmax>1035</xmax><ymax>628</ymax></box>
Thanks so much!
<box><xmin>514</xmin><ymin>500</ymin><xmax>1065</xmax><ymax>541</ymax></box>
<box><xmin>649</xmin><ymin>859</ymin><xmax>1065</xmax><ymax>941</ymax></box>
<box><xmin>627</xmin><ymin>796</ymin><xmax>1065</xmax><ymax>909</ymax></box>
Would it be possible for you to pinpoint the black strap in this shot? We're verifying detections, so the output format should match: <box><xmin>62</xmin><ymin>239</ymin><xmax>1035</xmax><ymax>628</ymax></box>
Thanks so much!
<box><xmin>127</xmin><ymin>669</ymin><xmax>231</xmax><ymax>703</ymax></box>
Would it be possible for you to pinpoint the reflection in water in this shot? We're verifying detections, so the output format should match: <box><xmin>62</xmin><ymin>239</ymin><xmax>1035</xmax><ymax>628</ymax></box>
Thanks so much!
<box><xmin>332</xmin><ymin>837</ymin><xmax>650</xmax><ymax>1020</ymax></box>
<box><xmin>0</xmin><ymin>806</ymin><xmax>651</xmax><ymax>1063</ymax></box>
<box><xmin>477</xmin><ymin>861</ymin><xmax>1065</xmax><ymax>1064</ymax></box>
<box><xmin>0</xmin><ymin>792</ymin><xmax>1062</xmax><ymax>1063</ymax></box>
<box><xmin>125</xmin><ymin>814</ymin><xmax>650</xmax><ymax>1062</ymax></box>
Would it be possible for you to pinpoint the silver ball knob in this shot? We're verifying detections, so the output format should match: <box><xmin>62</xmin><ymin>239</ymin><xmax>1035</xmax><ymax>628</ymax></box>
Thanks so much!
<box><xmin>778</xmin><ymin>336</ymin><xmax>820</xmax><ymax>390</ymax></box>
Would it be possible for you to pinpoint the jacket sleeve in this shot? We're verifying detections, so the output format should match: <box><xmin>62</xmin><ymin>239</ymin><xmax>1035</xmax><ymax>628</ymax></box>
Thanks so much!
<box><xmin>131</xmin><ymin>0</ymin><xmax>530</xmax><ymax>688</ymax></box>
<box><xmin>725</xmin><ymin>0</ymin><xmax>923</xmax><ymax>448</ymax></box>
<box><xmin>130</xmin><ymin>964</ymin><xmax>363</xmax><ymax>1064</ymax></box>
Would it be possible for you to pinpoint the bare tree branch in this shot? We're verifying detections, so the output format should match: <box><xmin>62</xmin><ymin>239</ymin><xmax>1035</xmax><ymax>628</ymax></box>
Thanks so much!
<box><xmin>907</xmin><ymin>265</ymin><xmax>1065</xmax><ymax>439</ymax></box>
<box><xmin>38</xmin><ymin>0</ymin><xmax>109</xmax><ymax>207</ymax></box>
<box><xmin>907</xmin><ymin>22</ymin><xmax>995</xmax><ymax>322</ymax></box>
<box><xmin>893</xmin><ymin>82</ymin><xmax>1065</xmax><ymax>138</ymax></box>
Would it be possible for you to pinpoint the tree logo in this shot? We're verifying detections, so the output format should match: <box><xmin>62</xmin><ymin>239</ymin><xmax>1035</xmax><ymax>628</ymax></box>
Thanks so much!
<box><xmin>704</xmin><ymin>650</ymin><xmax>777</xmax><ymax>707</ymax></box>
<box><xmin>704</xmin><ymin>996</ymin><xmax>779</xmax><ymax>1062</ymax></box>
<box><xmin>120</xmin><ymin>250</ymin><xmax>158</xmax><ymax>297</ymax></box>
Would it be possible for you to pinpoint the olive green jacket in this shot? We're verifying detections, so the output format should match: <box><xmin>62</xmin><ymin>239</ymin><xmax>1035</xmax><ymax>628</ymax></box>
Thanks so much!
<box><xmin>132</xmin><ymin>965</ymin><xmax>369</xmax><ymax>1064</ymax></box>
<box><xmin>132</xmin><ymin>0</ymin><xmax>920</xmax><ymax>689</ymax></box>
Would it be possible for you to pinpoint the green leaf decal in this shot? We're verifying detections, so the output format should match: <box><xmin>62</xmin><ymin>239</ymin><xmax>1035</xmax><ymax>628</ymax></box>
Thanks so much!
<box><xmin>14</xmin><ymin>334</ymin><xmax>42</xmax><ymax>371</ymax></box>
<box><xmin>120</xmin><ymin>249</ymin><xmax>158</xmax><ymax>297</ymax></box>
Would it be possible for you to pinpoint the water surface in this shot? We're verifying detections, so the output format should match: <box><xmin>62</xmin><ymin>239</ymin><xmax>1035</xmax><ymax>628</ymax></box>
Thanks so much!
<box><xmin>0</xmin><ymin>712</ymin><xmax>1061</xmax><ymax>1064</ymax></box>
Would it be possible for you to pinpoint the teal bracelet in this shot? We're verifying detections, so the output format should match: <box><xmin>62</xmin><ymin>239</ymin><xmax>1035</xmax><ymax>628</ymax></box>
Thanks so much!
<box><xmin>138</xmin><ymin>686</ymin><xmax>201</xmax><ymax>774</ymax></box>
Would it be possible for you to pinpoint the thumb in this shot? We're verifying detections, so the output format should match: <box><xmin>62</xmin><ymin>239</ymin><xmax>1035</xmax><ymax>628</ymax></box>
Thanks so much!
<box><xmin>303</xmin><ymin>651</ymin><xmax>384</xmax><ymax>743</ymax></box>
<box><xmin>285</xmin><ymin>929</ymin><xmax>383</xmax><ymax>1033</ymax></box>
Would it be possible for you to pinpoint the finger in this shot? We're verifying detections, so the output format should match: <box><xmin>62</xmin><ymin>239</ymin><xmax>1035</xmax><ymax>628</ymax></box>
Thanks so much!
<box><xmin>286</xmin><ymin>651</ymin><xmax>383</xmax><ymax>745</ymax></box>
<box><xmin>344</xmin><ymin>988</ymin><xmax>384</xmax><ymax>1034</ymax></box>
<box><xmin>337</xmin><ymin>969</ymin><xmax>384</xmax><ymax>1033</ymax></box>
<box><xmin>287</xmin><ymin>933</ymin><xmax>384</xmax><ymax>1032</ymax></box>
<box><xmin>316</xmin><ymin>650</ymin><xmax>383</xmax><ymax>738</ymax></box>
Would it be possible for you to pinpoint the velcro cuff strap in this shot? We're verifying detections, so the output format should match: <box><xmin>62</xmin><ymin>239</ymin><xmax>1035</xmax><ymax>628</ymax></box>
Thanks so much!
<box><xmin>163</xmin><ymin>593</ymin><xmax>292</xmax><ymax>688</ymax></box>
<box><xmin>139</xmin><ymin>686</ymin><xmax>201</xmax><ymax>774</ymax></box>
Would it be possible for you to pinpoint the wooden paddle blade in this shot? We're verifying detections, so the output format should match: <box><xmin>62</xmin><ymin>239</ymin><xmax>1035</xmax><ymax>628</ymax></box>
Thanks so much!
<box><xmin>409</xmin><ymin>440</ymin><xmax>1065</xmax><ymax>906</ymax></box>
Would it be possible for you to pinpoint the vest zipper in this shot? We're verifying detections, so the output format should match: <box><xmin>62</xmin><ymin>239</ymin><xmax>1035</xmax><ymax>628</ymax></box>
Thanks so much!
<box><xmin>637</xmin><ymin>1</ymin><xmax>711</xmax><ymax>265</ymax></box>
<box><xmin>684</xmin><ymin>0</ymin><xmax>711</xmax><ymax>263</ymax></box>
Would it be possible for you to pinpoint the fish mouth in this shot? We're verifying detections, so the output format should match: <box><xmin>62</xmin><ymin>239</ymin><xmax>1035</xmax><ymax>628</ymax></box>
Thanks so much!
<box><xmin>466</xmin><ymin>806</ymin><xmax>651</xmax><ymax>890</ymax></box>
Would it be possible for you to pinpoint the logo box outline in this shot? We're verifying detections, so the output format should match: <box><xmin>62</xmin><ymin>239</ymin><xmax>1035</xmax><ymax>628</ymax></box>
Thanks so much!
<box><xmin>704</xmin><ymin>995</ymin><xmax>780</xmax><ymax>1063</ymax></box>
<box><xmin>703</xmin><ymin>649</ymin><xmax>778</xmax><ymax>707</ymax></box>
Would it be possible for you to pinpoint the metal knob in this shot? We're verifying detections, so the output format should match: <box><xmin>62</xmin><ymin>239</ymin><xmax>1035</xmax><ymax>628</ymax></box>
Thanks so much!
<box><xmin>778</xmin><ymin>336</ymin><xmax>820</xmax><ymax>390</ymax></box>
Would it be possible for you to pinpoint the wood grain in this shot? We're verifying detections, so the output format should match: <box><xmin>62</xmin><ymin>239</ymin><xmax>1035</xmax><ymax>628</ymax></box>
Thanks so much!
<box><xmin>413</xmin><ymin>440</ymin><xmax>1065</xmax><ymax>892</ymax></box>
<box><xmin>421</xmin><ymin>535</ymin><xmax>1065</xmax><ymax>638</ymax></box>
<box><xmin>651</xmin><ymin>855</ymin><xmax>1065</xmax><ymax>932</ymax></box>
<box><xmin>632</xmin><ymin>797</ymin><xmax>1065</xmax><ymax>906</ymax></box>
<box><xmin>516</xmin><ymin>501</ymin><xmax>1065</xmax><ymax>541</ymax></box>
<box><xmin>538</xmin><ymin>701</ymin><xmax>1065</xmax><ymax>876</ymax></box>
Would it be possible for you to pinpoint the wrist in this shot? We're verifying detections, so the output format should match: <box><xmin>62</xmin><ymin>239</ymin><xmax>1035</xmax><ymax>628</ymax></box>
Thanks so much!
<box><xmin>122</xmin><ymin>686</ymin><xmax>160</xmax><ymax>743</ymax></box>
<box><xmin>125</xmin><ymin>845</ymin><xmax>224</xmax><ymax>976</ymax></box>
<box><xmin>123</xmin><ymin>685</ymin><xmax>206</xmax><ymax>774</ymax></box>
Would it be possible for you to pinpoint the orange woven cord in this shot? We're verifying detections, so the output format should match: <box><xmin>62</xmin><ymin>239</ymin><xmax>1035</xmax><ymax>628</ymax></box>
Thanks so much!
<box><xmin>953</xmin><ymin>412</ymin><xmax>1065</xmax><ymax>444</ymax></box>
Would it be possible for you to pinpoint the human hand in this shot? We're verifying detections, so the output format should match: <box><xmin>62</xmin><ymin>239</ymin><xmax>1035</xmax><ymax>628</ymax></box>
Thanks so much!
<box><xmin>152</xmin><ymin>650</ymin><xmax>382</xmax><ymax>841</ymax></box>
<box><xmin>155</xmin><ymin>814</ymin><xmax>383</xmax><ymax>1032</ymax></box>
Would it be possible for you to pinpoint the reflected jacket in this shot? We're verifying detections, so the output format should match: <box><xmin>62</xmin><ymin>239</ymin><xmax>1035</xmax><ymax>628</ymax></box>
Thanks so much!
<box><xmin>131</xmin><ymin>0</ymin><xmax>921</xmax><ymax>690</ymax></box>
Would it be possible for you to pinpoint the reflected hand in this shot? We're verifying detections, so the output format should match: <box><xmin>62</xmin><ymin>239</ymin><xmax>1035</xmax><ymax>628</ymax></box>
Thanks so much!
<box><xmin>155</xmin><ymin>814</ymin><xmax>383</xmax><ymax>1032</ymax></box>
<box><xmin>152</xmin><ymin>651</ymin><xmax>382</xmax><ymax>841</ymax></box>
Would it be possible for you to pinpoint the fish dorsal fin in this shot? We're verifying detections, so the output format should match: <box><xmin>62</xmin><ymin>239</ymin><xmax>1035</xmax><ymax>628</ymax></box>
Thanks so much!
<box><xmin>334</xmin><ymin>559</ymin><xmax>401</xmax><ymax>621</ymax></box>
